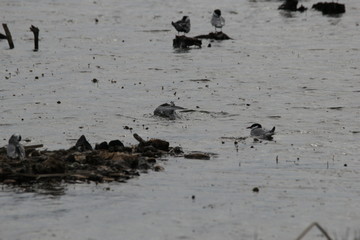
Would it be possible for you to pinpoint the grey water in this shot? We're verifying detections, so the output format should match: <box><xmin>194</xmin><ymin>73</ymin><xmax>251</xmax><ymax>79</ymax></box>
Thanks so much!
<box><xmin>1</xmin><ymin>0</ymin><xmax>360</xmax><ymax>239</ymax></box>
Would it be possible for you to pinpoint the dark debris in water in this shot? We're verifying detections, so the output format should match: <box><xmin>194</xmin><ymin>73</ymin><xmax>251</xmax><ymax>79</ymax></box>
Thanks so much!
<box><xmin>194</xmin><ymin>32</ymin><xmax>231</xmax><ymax>40</ymax></box>
<box><xmin>173</xmin><ymin>35</ymin><xmax>202</xmax><ymax>49</ymax></box>
<box><xmin>312</xmin><ymin>2</ymin><xmax>345</xmax><ymax>15</ymax></box>
<box><xmin>0</xmin><ymin>134</ymin><xmax>183</xmax><ymax>185</ymax></box>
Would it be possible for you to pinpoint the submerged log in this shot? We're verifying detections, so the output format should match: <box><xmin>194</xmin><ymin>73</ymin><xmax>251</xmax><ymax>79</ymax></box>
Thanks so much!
<box><xmin>173</xmin><ymin>35</ymin><xmax>202</xmax><ymax>49</ymax></box>
<box><xmin>194</xmin><ymin>32</ymin><xmax>231</xmax><ymax>40</ymax></box>
<box><xmin>312</xmin><ymin>2</ymin><xmax>345</xmax><ymax>15</ymax></box>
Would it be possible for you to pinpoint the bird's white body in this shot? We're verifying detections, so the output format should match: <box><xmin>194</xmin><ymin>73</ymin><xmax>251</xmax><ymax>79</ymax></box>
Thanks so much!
<box><xmin>7</xmin><ymin>134</ymin><xmax>25</xmax><ymax>160</ymax></box>
<box><xmin>211</xmin><ymin>9</ymin><xmax>225</xmax><ymax>31</ymax></box>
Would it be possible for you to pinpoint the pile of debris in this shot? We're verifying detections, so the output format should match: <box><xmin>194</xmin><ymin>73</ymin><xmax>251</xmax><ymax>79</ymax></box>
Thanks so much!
<box><xmin>0</xmin><ymin>133</ymin><xmax>183</xmax><ymax>185</ymax></box>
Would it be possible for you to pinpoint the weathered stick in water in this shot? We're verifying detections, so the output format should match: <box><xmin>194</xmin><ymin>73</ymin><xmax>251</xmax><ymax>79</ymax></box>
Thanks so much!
<box><xmin>2</xmin><ymin>23</ymin><xmax>14</xmax><ymax>49</ymax></box>
<box><xmin>30</xmin><ymin>25</ymin><xmax>39</xmax><ymax>51</ymax></box>
<box><xmin>295</xmin><ymin>222</ymin><xmax>332</xmax><ymax>240</ymax></box>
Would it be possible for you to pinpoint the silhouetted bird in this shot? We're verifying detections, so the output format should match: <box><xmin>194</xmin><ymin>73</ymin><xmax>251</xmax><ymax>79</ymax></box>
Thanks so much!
<box><xmin>171</xmin><ymin>16</ymin><xmax>191</xmax><ymax>35</ymax></box>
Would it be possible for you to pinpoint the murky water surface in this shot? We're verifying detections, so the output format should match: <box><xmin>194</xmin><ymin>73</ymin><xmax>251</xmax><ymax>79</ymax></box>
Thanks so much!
<box><xmin>1</xmin><ymin>0</ymin><xmax>360</xmax><ymax>239</ymax></box>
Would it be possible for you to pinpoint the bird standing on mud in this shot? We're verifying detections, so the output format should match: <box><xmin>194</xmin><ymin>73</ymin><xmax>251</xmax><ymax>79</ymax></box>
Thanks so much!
<box><xmin>247</xmin><ymin>123</ymin><xmax>275</xmax><ymax>140</ymax></box>
<box><xmin>211</xmin><ymin>9</ymin><xmax>225</xmax><ymax>32</ymax></box>
<box><xmin>171</xmin><ymin>16</ymin><xmax>191</xmax><ymax>35</ymax></box>
<box><xmin>7</xmin><ymin>134</ymin><xmax>25</xmax><ymax>160</ymax></box>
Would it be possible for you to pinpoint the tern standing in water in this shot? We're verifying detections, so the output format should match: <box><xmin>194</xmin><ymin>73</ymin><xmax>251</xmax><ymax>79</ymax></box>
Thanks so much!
<box><xmin>171</xmin><ymin>16</ymin><xmax>191</xmax><ymax>35</ymax></box>
<box><xmin>7</xmin><ymin>134</ymin><xmax>25</xmax><ymax>160</ymax></box>
<box><xmin>211</xmin><ymin>9</ymin><xmax>225</xmax><ymax>32</ymax></box>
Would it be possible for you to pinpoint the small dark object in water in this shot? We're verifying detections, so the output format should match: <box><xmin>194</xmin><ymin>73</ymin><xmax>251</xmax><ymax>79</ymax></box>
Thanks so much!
<box><xmin>194</xmin><ymin>32</ymin><xmax>231</xmax><ymax>40</ymax></box>
<box><xmin>252</xmin><ymin>187</ymin><xmax>259</xmax><ymax>193</ymax></box>
<box><xmin>108</xmin><ymin>140</ymin><xmax>124</xmax><ymax>152</ymax></box>
<box><xmin>278</xmin><ymin>0</ymin><xmax>298</xmax><ymax>11</ymax></box>
<box><xmin>170</xmin><ymin>146</ymin><xmax>184</xmax><ymax>156</ymax></box>
<box><xmin>133</xmin><ymin>133</ymin><xmax>170</xmax><ymax>152</ymax></box>
<box><xmin>184</xmin><ymin>152</ymin><xmax>210</xmax><ymax>160</ymax></box>
<box><xmin>312</xmin><ymin>2</ymin><xmax>345</xmax><ymax>15</ymax></box>
<box><xmin>75</xmin><ymin>135</ymin><xmax>93</xmax><ymax>152</ymax></box>
<box><xmin>154</xmin><ymin>102</ymin><xmax>185</xmax><ymax>120</ymax></box>
<box><xmin>95</xmin><ymin>141</ymin><xmax>108</xmax><ymax>150</ymax></box>
<box><xmin>278</xmin><ymin>0</ymin><xmax>307</xmax><ymax>12</ymax></box>
<box><xmin>173</xmin><ymin>35</ymin><xmax>202</xmax><ymax>49</ymax></box>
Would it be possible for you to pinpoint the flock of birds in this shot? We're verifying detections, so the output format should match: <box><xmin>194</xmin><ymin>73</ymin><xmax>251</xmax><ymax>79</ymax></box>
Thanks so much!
<box><xmin>171</xmin><ymin>9</ymin><xmax>226</xmax><ymax>35</ymax></box>
<box><xmin>3</xmin><ymin>9</ymin><xmax>275</xmax><ymax>160</ymax></box>
<box><xmin>5</xmin><ymin>124</ymin><xmax>275</xmax><ymax>160</ymax></box>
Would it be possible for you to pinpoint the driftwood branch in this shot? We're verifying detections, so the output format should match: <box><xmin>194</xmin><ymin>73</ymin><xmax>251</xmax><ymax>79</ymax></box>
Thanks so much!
<box><xmin>0</xmin><ymin>144</ymin><xmax>43</xmax><ymax>155</ymax></box>
<box><xmin>2</xmin><ymin>23</ymin><xmax>14</xmax><ymax>49</ymax></box>
<box><xmin>295</xmin><ymin>222</ymin><xmax>332</xmax><ymax>240</ymax></box>
<box><xmin>30</xmin><ymin>25</ymin><xmax>39</xmax><ymax>51</ymax></box>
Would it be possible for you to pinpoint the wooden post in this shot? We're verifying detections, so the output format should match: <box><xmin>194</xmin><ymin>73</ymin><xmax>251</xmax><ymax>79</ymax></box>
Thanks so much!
<box><xmin>2</xmin><ymin>23</ymin><xmax>14</xmax><ymax>49</ymax></box>
<box><xmin>30</xmin><ymin>25</ymin><xmax>39</xmax><ymax>51</ymax></box>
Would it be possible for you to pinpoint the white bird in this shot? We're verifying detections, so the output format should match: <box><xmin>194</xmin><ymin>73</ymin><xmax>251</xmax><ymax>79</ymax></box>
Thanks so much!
<box><xmin>247</xmin><ymin>123</ymin><xmax>275</xmax><ymax>140</ymax></box>
<box><xmin>211</xmin><ymin>9</ymin><xmax>225</xmax><ymax>32</ymax></box>
<box><xmin>7</xmin><ymin>134</ymin><xmax>25</xmax><ymax>160</ymax></box>
<box><xmin>171</xmin><ymin>16</ymin><xmax>191</xmax><ymax>35</ymax></box>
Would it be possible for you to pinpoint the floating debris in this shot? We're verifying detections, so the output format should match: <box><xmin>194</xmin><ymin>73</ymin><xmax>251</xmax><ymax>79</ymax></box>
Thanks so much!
<box><xmin>194</xmin><ymin>32</ymin><xmax>231</xmax><ymax>40</ymax></box>
<box><xmin>173</xmin><ymin>35</ymin><xmax>202</xmax><ymax>49</ymax></box>
<box><xmin>278</xmin><ymin>0</ymin><xmax>307</xmax><ymax>12</ymax></box>
<box><xmin>312</xmin><ymin>2</ymin><xmax>345</xmax><ymax>15</ymax></box>
<box><xmin>0</xmin><ymin>133</ymin><xmax>179</xmax><ymax>185</ymax></box>
<box><xmin>184</xmin><ymin>152</ymin><xmax>211</xmax><ymax>160</ymax></box>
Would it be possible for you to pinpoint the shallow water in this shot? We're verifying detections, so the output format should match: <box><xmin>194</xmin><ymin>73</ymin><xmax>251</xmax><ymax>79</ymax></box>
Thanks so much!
<box><xmin>1</xmin><ymin>0</ymin><xmax>360</xmax><ymax>239</ymax></box>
